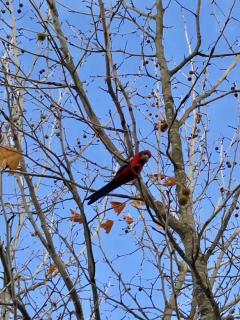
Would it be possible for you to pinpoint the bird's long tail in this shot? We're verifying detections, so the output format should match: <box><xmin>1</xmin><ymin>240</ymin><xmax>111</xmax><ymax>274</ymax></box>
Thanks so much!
<box><xmin>86</xmin><ymin>180</ymin><xmax>120</xmax><ymax>205</ymax></box>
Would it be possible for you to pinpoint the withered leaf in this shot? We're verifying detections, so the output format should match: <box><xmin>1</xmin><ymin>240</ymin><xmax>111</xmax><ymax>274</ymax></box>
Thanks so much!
<box><xmin>47</xmin><ymin>264</ymin><xmax>58</xmax><ymax>277</ymax></box>
<box><xmin>69</xmin><ymin>209</ymin><xmax>83</xmax><ymax>224</ymax></box>
<box><xmin>164</xmin><ymin>177</ymin><xmax>177</xmax><ymax>187</ymax></box>
<box><xmin>100</xmin><ymin>220</ymin><xmax>114</xmax><ymax>234</ymax></box>
<box><xmin>130</xmin><ymin>200</ymin><xmax>145</xmax><ymax>208</ymax></box>
<box><xmin>0</xmin><ymin>146</ymin><xmax>23</xmax><ymax>170</ymax></box>
<box><xmin>123</xmin><ymin>215</ymin><xmax>134</xmax><ymax>225</ymax></box>
<box><xmin>110</xmin><ymin>201</ymin><xmax>125</xmax><ymax>215</ymax></box>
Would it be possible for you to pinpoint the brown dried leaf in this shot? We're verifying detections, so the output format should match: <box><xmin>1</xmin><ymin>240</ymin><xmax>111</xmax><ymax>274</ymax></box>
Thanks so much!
<box><xmin>100</xmin><ymin>220</ymin><xmax>114</xmax><ymax>234</ymax></box>
<box><xmin>164</xmin><ymin>177</ymin><xmax>177</xmax><ymax>187</ymax></box>
<box><xmin>130</xmin><ymin>200</ymin><xmax>145</xmax><ymax>208</ymax></box>
<box><xmin>69</xmin><ymin>209</ymin><xmax>83</xmax><ymax>224</ymax></box>
<box><xmin>110</xmin><ymin>201</ymin><xmax>125</xmax><ymax>215</ymax></box>
<box><xmin>69</xmin><ymin>215</ymin><xmax>83</xmax><ymax>223</ymax></box>
<box><xmin>0</xmin><ymin>146</ymin><xmax>23</xmax><ymax>170</ymax></box>
<box><xmin>47</xmin><ymin>264</ymin><xmax>58</xmax><ymax>277</ymax></box>
<box><xmin>124</xmin><ymin>215</ymin><xmax>134</xmax><ymax>225</ymax></box>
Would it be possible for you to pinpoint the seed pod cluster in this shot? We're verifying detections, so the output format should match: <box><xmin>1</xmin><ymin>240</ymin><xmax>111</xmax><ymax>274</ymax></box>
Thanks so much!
<box><xmin>179</xmin><ymin>185</ymin><xmax>191</xmax><ymax>206</ymax></box>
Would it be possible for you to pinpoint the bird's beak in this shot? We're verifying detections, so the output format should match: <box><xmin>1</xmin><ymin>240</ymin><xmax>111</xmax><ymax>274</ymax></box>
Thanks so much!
<box><xmin>141</xmin><ymin>154</ymin><xmax>150</xmax><ymax>163</ymax></box>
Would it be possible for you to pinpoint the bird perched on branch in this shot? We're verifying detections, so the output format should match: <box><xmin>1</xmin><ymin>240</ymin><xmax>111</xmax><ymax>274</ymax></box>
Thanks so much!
<box><xmin>86</xmin><ymin>150</ymin><xmax>151</xmax><ymax>205</ymax></box>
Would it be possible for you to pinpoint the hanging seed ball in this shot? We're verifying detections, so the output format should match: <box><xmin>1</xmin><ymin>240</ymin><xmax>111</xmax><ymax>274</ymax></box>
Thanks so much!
<box><xmin>181</xmin><ymin>187</ymin><xmax>191</xmax><ymax>196</ymax></box>
<box><xmin>38</xmin><ymin>32</ymin><xmax>47</xmax><ymax>41</ymax></box>
<box><xmin>226</xmin><ymin>161</ymin><xmax>232</xmax><ymax>168</ymax></box>
<box><xmin>179</xmin><ymin>196</ymin><xmax>188</xmax><ymax>206</ymax></box>
<box><xmin>159</xmin><ymin>119</ymin><xmax>168</xmax><ymax>132</ymax></box>
<box><xmin>196</xmin><ymin>113</ymin><xmax>202</xmax><ymax>124</ymax></box>
<box><xmin>154</xmin><ymin>120</ymin><xmax>168</xmax><ymax>132</ymax></box>
<box><xmin>187</xmin><ymin>77</ymin><xmax>192</xmax><ymax>81</ymax></box>
<box><xmin>220</xmin><ymin>187</ymin><xmax>225</xmax><ymax>193</ymax></box>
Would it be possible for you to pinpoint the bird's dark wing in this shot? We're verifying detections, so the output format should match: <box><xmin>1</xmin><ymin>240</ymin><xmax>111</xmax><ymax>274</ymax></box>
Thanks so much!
<box><xmin>87</xmin><ymin>162</ymin><xmax>134</xmax><ymax>205</ymax></box>
<box><xmin>114</xmin><ymin>163</ymin><xmax>130</xmax><ymax>177</ymax></box>
<box><xmin>86</xmin><ymin>179</ymin><xmax>121</xmax><ymax>205</ymax></box>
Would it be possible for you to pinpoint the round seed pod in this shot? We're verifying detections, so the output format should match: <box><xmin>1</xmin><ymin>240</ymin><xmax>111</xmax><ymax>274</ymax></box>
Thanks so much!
<box><xmin>179</xmin><ymin>196</ymin><xmax>188</xmax><ymax>206</ymax></box>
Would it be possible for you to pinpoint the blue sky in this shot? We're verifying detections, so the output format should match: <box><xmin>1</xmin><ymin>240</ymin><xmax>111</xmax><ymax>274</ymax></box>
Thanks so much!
<box><xmin>0</xmin><ymin>0</ymin><xmax>240</xmax><ymax>319</ymax></box>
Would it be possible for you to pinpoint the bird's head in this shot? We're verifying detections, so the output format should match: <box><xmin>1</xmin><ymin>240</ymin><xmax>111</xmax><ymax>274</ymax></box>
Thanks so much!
<box><xmin>139</xmin><ymin>150</ymin><xmax>151</xmax><ymax>164</ymax></box>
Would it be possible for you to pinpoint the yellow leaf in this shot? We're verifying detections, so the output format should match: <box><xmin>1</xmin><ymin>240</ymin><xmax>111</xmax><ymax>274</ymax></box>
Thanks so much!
<box><xmin>0</xmin><ymin>146</ymin><xmax>23</xmax><ymax>170</ymax></box>
<box><xmin>110</xmin><ymin>201</ymin><xmax>125</xmax><ymax>215</ymax></box>
<box><xmin>100</xmin><ymin>220</ymin><xmax>114</xmax><ymax>234</ymax></box>
<box><xmin>130</xmin><ymin>200</ymin><xmax>145</xmax><ymax>208</ymax></box>
<box><xmin>69</xmin><ymin>209</ymin><xmax>83</xmax><ymax>224</ymax></box>
<box><xmin>123</xmin><ymin>215</ymin><xmax>134</xmax><ymax>225</ymax></box>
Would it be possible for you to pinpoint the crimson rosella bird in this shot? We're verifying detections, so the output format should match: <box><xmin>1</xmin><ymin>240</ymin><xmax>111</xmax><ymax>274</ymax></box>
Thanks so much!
<box><xmin>86</xmin><ymin>150</ymin><xmax>151</xmax><ymax>205</ymax></box>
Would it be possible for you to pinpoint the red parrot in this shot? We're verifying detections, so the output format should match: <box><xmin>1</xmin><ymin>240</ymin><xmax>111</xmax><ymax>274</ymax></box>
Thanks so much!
<box><xmin>86</xmin><ymin>150</ymin><xmax>151</xmax><ymax>205</ymax></box>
